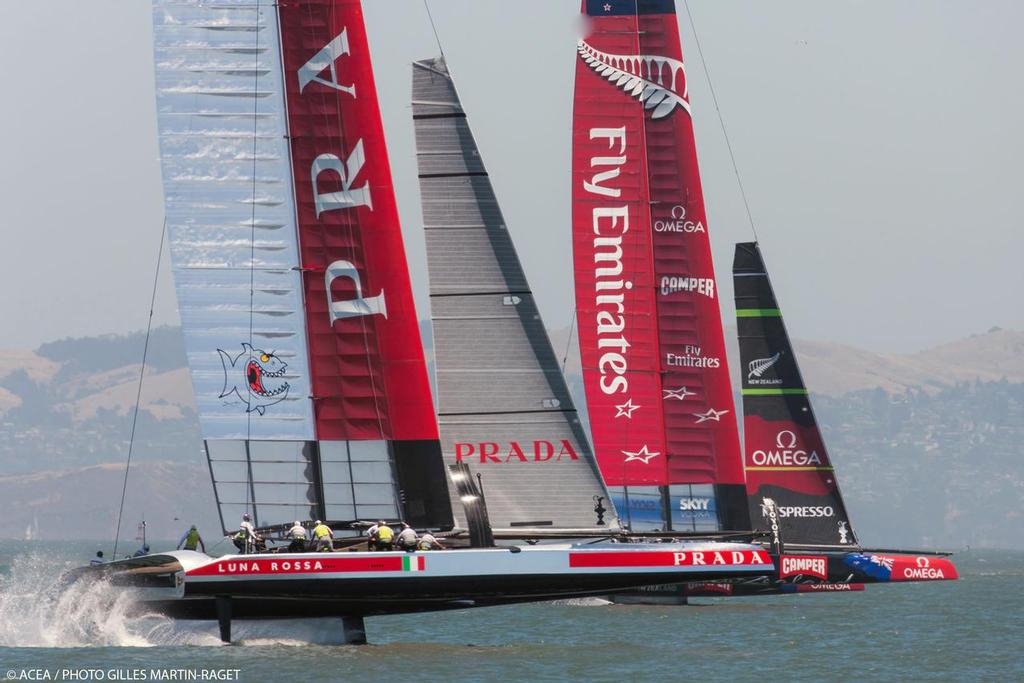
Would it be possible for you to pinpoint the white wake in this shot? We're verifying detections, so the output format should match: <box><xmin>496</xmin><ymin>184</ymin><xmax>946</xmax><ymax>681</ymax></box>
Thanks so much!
<box><xmin>0</xmin><ymin>552</ymin><xmax>346</xmax><ymax>647</ymax></box>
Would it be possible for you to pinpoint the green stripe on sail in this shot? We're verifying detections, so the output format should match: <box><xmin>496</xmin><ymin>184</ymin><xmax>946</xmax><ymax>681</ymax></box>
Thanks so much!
<box><xmin>736</xmin><ymin>308</ymin><xmax>782</xmax><ymax>317</ymax></box>
<box><xmin>741</xmin><ymin>388</ymin><xmax>809</xmax><ymax>396</ymax></box>
<box><xmin>402</xmin><ymin>556</ymin><xmax>411</xmax><ymax>571</ymax></box>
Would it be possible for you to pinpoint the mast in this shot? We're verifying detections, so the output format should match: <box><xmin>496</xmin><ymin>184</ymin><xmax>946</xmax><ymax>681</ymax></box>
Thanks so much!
<box><xmin>571</xmin><ymin>0</ymin><xmax>746</xmax><ymax>531</ymax></box>
<box><xmin>733</xmin><ymin>242</ymin><xmax>858</xmax><ymax>549</ymax></box>
<box><xmin>412</xmin><ymin>57</ymin><xmax>615</xmax><ymax>531</ymax></box>
<box><xmin>152</xmin><ymin>0</ymin><xmax>451</xmax><ymax>535</ymax></box>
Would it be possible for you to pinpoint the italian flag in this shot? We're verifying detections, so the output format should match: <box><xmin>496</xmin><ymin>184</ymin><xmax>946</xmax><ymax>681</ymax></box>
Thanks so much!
<box><xmin>402</xmin><ymin>556</ymin><xmax>425</xmax><ymax>572</ymax></box>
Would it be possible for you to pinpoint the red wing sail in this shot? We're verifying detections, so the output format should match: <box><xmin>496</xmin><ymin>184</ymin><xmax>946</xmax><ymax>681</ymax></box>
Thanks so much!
<box><xmin>278</xmin><ymin>0</ymin><xmax>436</xmax><ymax>441</ymax></box>
<box><xmin>572</xmin><ymin>0</ymin><xmax>743</xmax><ymax>488</ymax></box>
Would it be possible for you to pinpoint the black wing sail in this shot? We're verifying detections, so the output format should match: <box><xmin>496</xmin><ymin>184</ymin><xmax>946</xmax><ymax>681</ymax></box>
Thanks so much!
<box><xmin>733</xmin><ymin>242</ymin><xmax>858</xmax><ymax>550</ymax></box>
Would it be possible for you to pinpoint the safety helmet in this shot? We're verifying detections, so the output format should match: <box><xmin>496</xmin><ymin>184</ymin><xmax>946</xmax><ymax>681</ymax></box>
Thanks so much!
<box><xmin>190</xmin><ymin>524</ymin><xmax>197</xmax><ymax>530</ymax></box>
<box><xmin>315</xmin><ymin>520</ymin><xmax>322</xmax><ymax>526</ymax></box>
<box><xmin>294</xmin><ymin>521</ymin><xmax>302</xmax><ymax>527</ymax></box>
<box><xmin>143</xmin><ymin>545</ymin><xmax>150</xmax><ymax>551</ymax></box>
<box><xmin>242</xmin><ymin>513</ymin><xmax>251</xmax><ymax>521</ymax></box>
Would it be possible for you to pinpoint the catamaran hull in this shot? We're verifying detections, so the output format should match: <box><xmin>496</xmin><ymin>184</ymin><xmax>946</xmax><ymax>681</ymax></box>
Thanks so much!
<box><xmin>608</xmin><ymin>548</ymin><xmax>956</xmax><ymax>603</ymax></box>
<box><xmin>79</xmin><ymin>543</ymin><xmax>773</xmax><ymax>619</ymax></box>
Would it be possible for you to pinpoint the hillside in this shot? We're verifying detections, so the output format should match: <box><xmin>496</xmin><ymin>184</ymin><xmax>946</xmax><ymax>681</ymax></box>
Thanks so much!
<box><xmin>0</xmin><ymin>461</ymin><xmax>219</xmax><ymax>543</ymax></box>
<box><xmin>551</xmin><ymin>325</ymin><xmax>1024</xmax><ymax>397</ymax></box>
<box><xmin>0</xmin><ymin>326</ymin><xmax>1021</xmax><ymax>548</ymax></box>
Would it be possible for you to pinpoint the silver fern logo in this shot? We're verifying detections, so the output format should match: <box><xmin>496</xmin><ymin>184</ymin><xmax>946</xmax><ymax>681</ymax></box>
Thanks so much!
<box><xmin>747</xmin><ymin>352</ymin><xmax>783</xmax><ymax>385</ymax></box>
<box><xmin>577</xmin><ymin>39</ymin><xmax>690</xmax><ymax>119</ymax></box>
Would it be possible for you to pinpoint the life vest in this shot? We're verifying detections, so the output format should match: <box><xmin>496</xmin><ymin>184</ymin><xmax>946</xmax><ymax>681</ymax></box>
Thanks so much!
<box><xmin>314</xmin><ymin>524</ymin><xmax>332</xmax><ymax>539</ymax></box>
<box><xmin>377</xmin><ymin>525</ymin><xmax>394</xmax><ymax>542</ymax></box>
<box><xmin>184</xmin><ymin>529</ymin><xmax>201</xmax><ymax>549</ymax></box>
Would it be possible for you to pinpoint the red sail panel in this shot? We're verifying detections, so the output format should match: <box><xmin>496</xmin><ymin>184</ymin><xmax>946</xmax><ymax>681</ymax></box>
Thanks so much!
<box><xmin>636</xmin><ymin>6</ymin><xmax>744</xmax><ymax>486</ymax></box>
<box><xmin>573</xmin><ymin>8</ymin><xmax>666</xmax><ymax>486</ymax></box>
<box><xmin>573</xmin><ymin>0</ymin><xmax>744</xmax><ymax>486</ymax></box>
<box><xmin>278</xmin><ymin>0</ymin><xmax>436</xmax><ymax>440</ymax></box>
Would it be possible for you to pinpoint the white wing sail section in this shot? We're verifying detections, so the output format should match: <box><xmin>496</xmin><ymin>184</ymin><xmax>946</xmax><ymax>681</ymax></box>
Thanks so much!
<box><xmin>154</xmin><ymin>0</ymin><xmax>318</xmax><ymax>532</ymax></box>
<box><xmin>154</xmin><ymin>1</ymin><xmax>315</xmax><ymax>441</ymax></box>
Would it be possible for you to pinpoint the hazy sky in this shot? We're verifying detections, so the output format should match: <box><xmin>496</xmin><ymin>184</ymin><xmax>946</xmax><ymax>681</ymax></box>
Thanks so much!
<box><xmin>0</xmin><ymin>1</ymin><xmax>1020</xmax><ymax>352</ymax></box>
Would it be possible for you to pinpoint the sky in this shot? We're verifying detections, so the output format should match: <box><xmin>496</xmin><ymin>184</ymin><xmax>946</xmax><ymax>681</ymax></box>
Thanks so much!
<box><xmin>0</xmin><ymin>1</ymin><xmax>1021</xmax><ymax>353</ymax></box>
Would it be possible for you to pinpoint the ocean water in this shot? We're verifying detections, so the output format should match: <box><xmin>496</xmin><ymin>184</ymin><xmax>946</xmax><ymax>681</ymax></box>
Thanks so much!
<box><xmin>0</xmin><ymin>541</ymin><xmax>1019</xmax><ymax>682</ymax></box>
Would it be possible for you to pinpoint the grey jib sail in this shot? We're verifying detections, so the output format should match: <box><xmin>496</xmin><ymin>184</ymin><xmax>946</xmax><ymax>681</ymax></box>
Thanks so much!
<box><xmin>412</xmin><ymin>57</ymin><xmax>615</xmax><ymax>530</ymax></box>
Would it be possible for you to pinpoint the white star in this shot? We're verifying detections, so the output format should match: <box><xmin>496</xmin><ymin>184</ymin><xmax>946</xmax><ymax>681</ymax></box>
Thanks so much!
<box><xmin>622</xmin><ymin>444</ymin><xmax>660</xmax><ymax>464</ymax></box>
<box><xmin>614</xmin><ymin>398</ymin><xmax>641</xmax><ymax>419</ymax></box>
<box><xmin>663</xmin><ymin>386</ymin><xmax>695</xmax><ymax>400</ymax></box>
<box><xmin>603</xmin><ymin>3</ymin><xmax>612</xmax><ymax>11</ymax></box>
<box><xmin>692</xmin><ymin>407</ymin><xmax>729</xmax><ymax>423</ymax></box>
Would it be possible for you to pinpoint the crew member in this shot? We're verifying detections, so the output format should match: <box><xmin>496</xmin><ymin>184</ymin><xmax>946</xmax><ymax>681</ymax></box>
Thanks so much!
<box><xmin>417</xmin><ymin>533</ymin><xmax>445</xmax><ymax>551</ymax></box>
<box><xmin>177</xmin><ymin>524</ymin><xmax>205</xmax><ymax>553</ymax></box>
<box><xmin>233</xmin><ymin>513</ymin><xmax>260</xmax><ymax>554</ymax></box>
<box><xmin>395</xmin><ymin>523</ymin><xmax>418</xmax><ymax>552</ymax></box>
<box><xmin>90</xmin><ymin>551</ymin><xmax>105</xmax><ymax>566</ymax></box>
<box><xmin>312</xmin><ymin>520</ymin><xmax>334</xmax><ymax>552</ymax></box>
<box><xmin>366</xmin><ymin>521</ymin><xmax>381</xmax><ymax>551</ymax></box>
<box><xmin>374</xmin><ymin>521</ymin><xmax>394</xmax><ymax>552</ymax></box>
<box><xmin>133</xmin><ymin>544</ymin><xmax>151</xmax><ymax>557</ymax></box>
<box><xmin>287</xmin><ymin>521</ymin><xmax>308</xmax><ymax>553</ymax></box>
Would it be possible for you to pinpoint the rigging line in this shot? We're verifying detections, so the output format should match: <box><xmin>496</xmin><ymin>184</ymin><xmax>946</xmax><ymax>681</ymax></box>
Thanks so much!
<box><xmin>682</xmin><ymin>0</ymin><xmax>759</xmax><ymax>243</ymax></box>
<box><xmin>559</xmin><ymin>307</ymin><xmax>577</xmax><ymax>375</ymax></box>
<box><xmin>422</xmin><ymin>0</ymin><xmax>446</xmax><ymax>60</ymax></box>
<box><xmin>112</xmin><ymin>217</ymin><xmax>167</xmax><ymax>560</ymax></box>
<box><xmin>245</xmin><ymin>0</ymin><xmax>263</xmax><ymax>524</ymax></box>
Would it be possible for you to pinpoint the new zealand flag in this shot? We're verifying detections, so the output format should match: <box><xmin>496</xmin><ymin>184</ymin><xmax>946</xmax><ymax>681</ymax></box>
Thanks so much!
<box><xmin>585</xmin><ymin>0</ymin><xmax>676</xmax><ymax>16</ymax></box>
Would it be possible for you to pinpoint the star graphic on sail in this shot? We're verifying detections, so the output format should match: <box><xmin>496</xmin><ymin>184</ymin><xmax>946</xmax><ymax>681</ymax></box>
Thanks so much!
<box><xmin>663</xmin><ymin>386</ymin><xmax>695</xmax><ymax>401</ymax></box>
<box><xmin>692</xmin><ymin>407</ymin><xmax>729</xmax><ymax>423</ymax></box>
<box><xmin>622</xmin><ymin>445</ymin><xmax>660</xmax><ymax>464</ymax></box>
<box><xmin>614</xmin><ymin>398</ymin><xmax>641</xmax><ymax>419</ymax></box>
<box><xmin>603</xmin><ymin>3</ymin><xmax>612</xmax><ymax>11</ymax></box>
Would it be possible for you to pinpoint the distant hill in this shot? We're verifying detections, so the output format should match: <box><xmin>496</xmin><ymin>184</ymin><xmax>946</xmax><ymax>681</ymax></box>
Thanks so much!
<box><xmin>550</xmin><ymin>324</ymin><xmax>1024</xmax><ymax>397</ymax></box>
<box><xmin>0</xmin><ymin>461</ymin><xmax>219</xmax><ymax>543</ymax></box>
<box><xmin>784</xmin><ymin>327</ymin><xmax>1024</xmax><ymax>396</ymax></box>
<box><xmin>0</xmin><ymin>325</ymin><xmax>1021</xmax><ymax>548</ymax></box>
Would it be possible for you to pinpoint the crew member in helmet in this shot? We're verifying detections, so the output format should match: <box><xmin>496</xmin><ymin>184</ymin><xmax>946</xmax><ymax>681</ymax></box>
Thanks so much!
<box><xmin>312</xmin><ymin>520</ymin><xmax>334</xmax><ymax>552</ymax></box>
<box><xmin>133</xmin><ymin>544</ymin><xmax>151</xmax><ymax>557</ymax></box>
<box><xmin>233</xmin><ymin>513</ymin><xmax>260</xmax><ymax>554</ymax></box>
<box><xmin>177</xmin><ymin>524</ymin><xmax>205</xmax><ymax>553</ymax></box>
<box><xmin>90</xmin><ymin>551</ymin><xmax>105</xmax><ymax>566</ymax></box>
<box><xmin>287</xmin><ymin>521</ymin><xmax>308</xmax><ymax>553</ymax></box>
